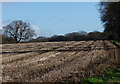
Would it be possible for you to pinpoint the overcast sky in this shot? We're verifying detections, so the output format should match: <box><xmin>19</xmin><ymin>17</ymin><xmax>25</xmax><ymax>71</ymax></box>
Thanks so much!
<box><xmin>2</xmin><ymin>2</ymin><xmax>104</xmax><ymax>37</ymax></box>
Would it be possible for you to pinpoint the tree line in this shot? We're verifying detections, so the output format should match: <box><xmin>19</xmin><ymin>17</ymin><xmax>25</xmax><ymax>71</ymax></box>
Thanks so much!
<box><xmin>1</xmin><ymin>29</ymin><xmax>108</xmax><ymax>44</ymax></box>
<box><xmin>29</xmin><ymin>31</ymin><xmax>108</xmax><ymax>42</ymax></box>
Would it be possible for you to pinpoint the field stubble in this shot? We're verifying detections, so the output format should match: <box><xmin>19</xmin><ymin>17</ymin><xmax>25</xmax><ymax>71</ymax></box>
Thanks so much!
<box><xmin>1</xmin><ymin>40</ymin><xmax>119</xmax><ymax>82</ymax></box>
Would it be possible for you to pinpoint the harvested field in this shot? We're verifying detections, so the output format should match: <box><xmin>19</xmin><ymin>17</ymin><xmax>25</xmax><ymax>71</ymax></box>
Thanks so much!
<box><xmin>1</xmin><ymin>40</ymin><xmax>120</xmax><ymax>82</ymax></box>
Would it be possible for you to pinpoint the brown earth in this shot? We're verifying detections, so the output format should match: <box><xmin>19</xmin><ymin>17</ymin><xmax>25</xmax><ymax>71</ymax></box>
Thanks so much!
<box><xmin>1</xmin><ymin>40</ymin><xmax>120</xmax><ymax>83</ymax></box>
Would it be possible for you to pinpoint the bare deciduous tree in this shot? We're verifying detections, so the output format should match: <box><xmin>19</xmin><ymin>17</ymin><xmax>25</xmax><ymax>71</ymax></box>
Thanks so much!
<box><xmin>3</xmin><ymin>20</ymin><xmax>36</xmax><ymax>43</ymax></box>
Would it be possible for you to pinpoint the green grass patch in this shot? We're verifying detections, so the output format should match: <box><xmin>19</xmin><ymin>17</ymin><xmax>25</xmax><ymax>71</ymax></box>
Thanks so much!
<box><xmin>108</xmin><ymin>71</ymin><xmax>120</xmax><ymax>76</ymax></box>
<box><xmin>107</xmin><ymin>77</ymin><xmax>120</xmax><ymax>82</ymax></box>
<box><xmin>83</xmin><ymin>77</ymin><xmax>104</xmax><ymax>84</ymax></box>
<box><xmin>82</xmin><ymin>61</ymin><xmax>120</xmax><ymax>84</ymax></box>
